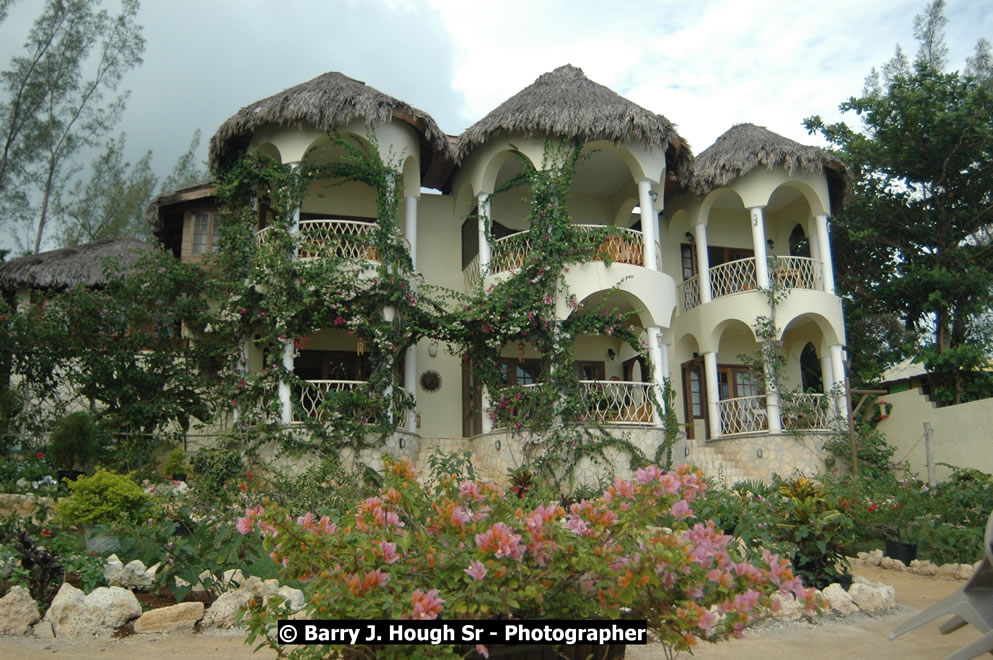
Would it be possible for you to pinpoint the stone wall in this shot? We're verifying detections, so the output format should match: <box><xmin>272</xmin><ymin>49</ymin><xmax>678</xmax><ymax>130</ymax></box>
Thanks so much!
<box><xmin>708</xmin><ymin>432</ymin><xmax>831</xmax><ymax>482</ymax></box>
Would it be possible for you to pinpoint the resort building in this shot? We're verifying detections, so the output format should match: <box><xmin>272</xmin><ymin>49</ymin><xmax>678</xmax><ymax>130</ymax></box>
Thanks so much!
<box><xmin>148</xmin><ymin>66</ymin><xmax>852</xmax><ymax>483</ymax></box>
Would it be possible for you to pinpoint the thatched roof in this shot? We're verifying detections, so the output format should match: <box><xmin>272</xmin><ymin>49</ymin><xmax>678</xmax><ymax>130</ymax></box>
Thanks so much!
<box><xmin>692</xmin><ymin>123</ymin><xmax>852</xmax><ymax>213</ymax></box>
<box><xmin>0</xmin><ymin>239</ymin><xmax>151</xmax><ymax>292</ymax></box>
<box><xmin>454</xmin><ymin>65</ymin><xmax>693</xmax><ymax>185</ymax></box>
<box><xmin>208</xmin><ymin>71</ymin><xmax>453</xmax><ymax>188</ymax></box>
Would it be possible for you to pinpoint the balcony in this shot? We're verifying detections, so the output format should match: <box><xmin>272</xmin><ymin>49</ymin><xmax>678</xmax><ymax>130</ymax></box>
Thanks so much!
<box><xmin>716</xmin><ymin>392</ymin><xmax>832</xmax><ymax>437</ymax></box>
<box><xmin>579</xmin><ymin>380</ymin><xmax>658</xmax><ymax>425</ymax></box>
<box><xmin>256</xmin><ymin>219</ymin><xmax>380</xmax><ymax>262</ymax></box>
<box><xmin>463</xmin><ymin>225</ymin><xmax>661</xmax><ymax>290</ymax></box>
<box><xmin>677</xmin><ymin>256</ymin><xmax>824</xmax><ymax>313</ymax></box>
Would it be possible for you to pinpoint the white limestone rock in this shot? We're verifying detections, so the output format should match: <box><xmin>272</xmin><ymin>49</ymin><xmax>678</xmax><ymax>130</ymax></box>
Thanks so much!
<box><xmin>862</xmin><ymin>549</ymin><xmax>883</xmax><ymax>567</ymax></box>
<box><xmin>848</xmin><ymin>579</ymin><xmax>896</xmax><ymax>613</ymax></box>
<box><xmin>0</xmin><ymin>585</ymin><xmax>41</xmax><ymax>635</ymax></box>
<box><xmin>103</xmin><ymin>554</ymin><xmax>124</xmax><ymax>583</ymax></box>
<box><xmin>31</xmin><ymin>620</ymin><xmax>55</xmax><ymax>639</ymax></box>
<box><xmin>269</xmin><ymin>586</ymin><xmax>306</xmax><ymax>612</ymax></box>
<box><xmin>118</xmin><ymin>559</ymin><xmax>154</xmax><ymax>591</ymax></box>
<box><xmin>771</xmin><ymin>592</ymin><xmax>804</xmax><ymax>621</ymax></box>
<box><xmin>909</xmin><ymin>559</ymin><xmax>938</xmax><ymax>576</ymax></box>
<box><xmin>133</xmin><ymin>602</ymin><xmax>205</xmax><ymax>633</ymax></box>
<box><xmin>201</xmin><ymin>589</ymin><xmax>254</xmax><ymax>629</ymax></box>
<box><xmin>880</xmin><ymin>556</ymin><xmax>906</xmax><ymax>571</ymax></box>
<box><xmin>822</xmin><ymin>583</ymin><xmax>858</xmax><ymax>616</ymax></box>
<box><xmin>43</xmin><ymin>583</ymin><xmax>141</xmax><ymax>638</ymax></box>
<box><xmin>955</xmin><ymin>563</ymin><xmax>976</xmax><ymax>580</ymax></box>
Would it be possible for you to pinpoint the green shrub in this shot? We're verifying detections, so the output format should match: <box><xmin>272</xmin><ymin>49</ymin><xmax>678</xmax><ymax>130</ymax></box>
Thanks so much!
<box><xmin>161</xmin><ymin>448</ymin><xmax>189</xmax><ymax>477</ymax></box>
<box><xmin>56</xmin><ymin>468</ymin><xmax>150</xmax><ymax>525</ymax></box>
<box><xmin>190</xmin><ymin>447</ymin><xmax>243</xmax><ymax>501</ymax></box>
<box><xmin>49</xmin><ymin>412</ymin><xmax>99</xmax><ymax>471</ymax></box>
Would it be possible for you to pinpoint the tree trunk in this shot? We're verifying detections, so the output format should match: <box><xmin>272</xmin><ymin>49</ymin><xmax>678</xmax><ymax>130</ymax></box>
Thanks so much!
<box><xmin>33</xmin><ymin>158</ymin><xmax>57</xmax><ymax>254</ymax></box>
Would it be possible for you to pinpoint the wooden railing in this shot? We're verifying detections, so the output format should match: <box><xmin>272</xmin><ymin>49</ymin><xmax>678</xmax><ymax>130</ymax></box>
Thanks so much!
<box><xmin>255</xmin><ymin>219</ymin><xmax>379</xmax><ymax>262</ymax></box>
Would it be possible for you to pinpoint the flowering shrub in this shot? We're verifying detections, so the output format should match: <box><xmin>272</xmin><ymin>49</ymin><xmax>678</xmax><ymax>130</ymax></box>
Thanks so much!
<box><xmin>239</xmin><ymin>457</ymin><xmax>816</xmax><ymax>658</ymax></box>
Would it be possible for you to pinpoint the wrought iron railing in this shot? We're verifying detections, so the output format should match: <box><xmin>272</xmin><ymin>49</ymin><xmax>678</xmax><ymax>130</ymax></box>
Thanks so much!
<box><xmin>710</xmin><ymin>258</ymin><xmax>758</xmax><ymax>298</ymax></box>
<box><xmin>579</xmin><ymin>380</ymin><xmax>658</xmax><ymax>425</ymax></box>
<box><xmin>294</xmin><ymin>380</ymin><xmax>407</xmax><ymax>423</ymax></box>
<box><xmin>770</xmin><ymin>256</ymin><xmax>823</xmax><ymax>292</ymax></box>
<box><xmin>677</xmin><ymin>275</ymin><xmax>701</xmax><ymax>312</ymax></box>
<box><xmin>717</xmin><ymin>395</ymin><xmax>768</xmax><ymax>436</ymax></box>
<box><xmin>463</xmin><ymin>253</ymin><xmax>481</xmax><ymax>291</ymax></box>
<box><xmin>780</xmin><ymin>392</ymin><xmax>832</xmax><ymax>431</ymax></box>
<box><xmin>488</xmin><ymin>225</ymin><xmax>656</xmax><ymax>276</ymax></box>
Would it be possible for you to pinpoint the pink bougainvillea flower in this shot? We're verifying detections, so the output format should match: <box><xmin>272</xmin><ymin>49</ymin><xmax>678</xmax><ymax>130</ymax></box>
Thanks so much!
<box><xmin>475</xmin><ymin>522</ymin><xmax>525</xmax><ymax>560</ymax></box>
<box><xmin>409</xmin><ymin>588</ymin><xmax>444</xmax><ymax>619</ymax></box>
<box><xmin>459</xmin><ymin>481</ymin><xmax>482</xmax><ymax>501</ymax></box>
<box><xmin>475</xmin><ymin>644</ymin><xmax>490</xmax><ymax>658</ymax></box>
<box><xmin>464</xmin><ymin>560</ymin><xmax>488</xmax><ymax>581</ymax></box>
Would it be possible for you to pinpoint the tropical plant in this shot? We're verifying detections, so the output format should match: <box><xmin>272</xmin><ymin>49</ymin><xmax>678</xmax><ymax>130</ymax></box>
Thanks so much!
<box><xmin>774</xmin><ymin>477</ymin><xmax>853</xmax><ymax>589</ymax></box>
<box><xmin>239</xmin><ymin>456</ymin><xmax>817</xmax><ymax>659</ymax></box>
<box><xmin>48</xmin><ymin>411</ymin><xmax>99</xmax><ymax>471</ymax></box>
<box><xmin>56</xmin><ymin>468</ymin><xmax>150</xmax><ymax>526</ymax></box>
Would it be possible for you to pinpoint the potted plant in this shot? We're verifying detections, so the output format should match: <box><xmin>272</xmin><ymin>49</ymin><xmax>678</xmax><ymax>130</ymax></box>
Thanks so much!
<box><xmin>162</xmin><ymin>448</ymin><xmax>190</xmax><ymax>482</ymax></box>
<box><xmin>56</xmin><ymin>468</ymin><xmax>151</xmax><ymax>553</ymax></box>
<box><xmin>870</xmin><ymin>477</ymin><xmax>929</xmax><ymax>564</ymax></box>
<box><xmin>48</xmin><ymin>412</ymin><xmax>98</xmax><ymax>482</ymax></box>
<box><xmin>239</xmin><ymin>457</ymin><xmax>818</xmax><ymax>659</ymax></box>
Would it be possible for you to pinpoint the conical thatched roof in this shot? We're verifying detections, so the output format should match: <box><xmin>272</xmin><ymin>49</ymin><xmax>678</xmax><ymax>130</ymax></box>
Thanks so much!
<box><xmin>208</xmin><ymin>72</ymin><xmax>453</xmax><ymax>187</ymax></box>
<box><xmin>454</xmin><ymin>65</ymin><xmax>693</xmax><ymax>185</ymax></box>
<box><xmin>0</xmin><ymin>239</ymin><xmax>151</xmax><ymax>292</ymax></box>
<box><xmin>692</xmin><ymin>123</ymin><xmax>852</xmax><ymax>213</ymax></box>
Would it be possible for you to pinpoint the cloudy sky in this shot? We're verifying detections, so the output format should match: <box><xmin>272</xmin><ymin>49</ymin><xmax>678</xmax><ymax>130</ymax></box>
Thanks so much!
<box><xmin>1</xmin><ymin>0</ymin><xmax>991</xmax><ymax>250</ymax></box>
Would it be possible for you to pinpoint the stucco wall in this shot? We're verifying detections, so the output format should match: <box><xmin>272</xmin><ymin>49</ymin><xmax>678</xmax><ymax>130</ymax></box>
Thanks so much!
<box><xmin>876</xmin><ymin>389</ymin><xmax>993</xmax><ymax>480</ymax></box>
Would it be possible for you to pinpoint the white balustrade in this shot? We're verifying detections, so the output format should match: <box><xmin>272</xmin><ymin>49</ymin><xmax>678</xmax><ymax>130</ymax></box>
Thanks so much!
<box><xmin>709</xmin><ymin>258</ymin><xmax>758</xmax><ymax>299</ymax></box>
<box><xmin>295</xmin><ymin>380</ymin><xmax>408</xmax><ymax>423</ymax></box>
<box><xmin>488</xmin><ymin>225</ymin><xmax>653</xmax><ymax>276</ymax></box>
<box><xmin>255</xmin><ymin>219</ymin><xmax>380</xmax><ymax>262</ymax></box>
<box><xmin>780</xmin><ymin>392</ymin><xmax>831</xmax><ymax>431</ymax></box>
<box><xmin>677</xmin><ymin>275</ymin><xmax>701</xmax><ymax>312</ymax></box>
<box><xmin>579</xmin><ymin>380</ymin><xmax>658</xmax><ymax>425</ymax></box>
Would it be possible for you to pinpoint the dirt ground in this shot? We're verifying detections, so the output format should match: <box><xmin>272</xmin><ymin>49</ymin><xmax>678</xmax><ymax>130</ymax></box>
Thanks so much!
<box><xmin>0</xmin><ymin>564</ymin><xmax>981</xmax><ymax>659</ymax></box>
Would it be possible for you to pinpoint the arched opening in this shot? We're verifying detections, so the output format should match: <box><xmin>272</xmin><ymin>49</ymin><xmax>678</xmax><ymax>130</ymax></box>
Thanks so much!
<box><xmin>800</xmin><ymin>341</ymin><xmax>822</xmax><ymax>392</ymax></box>
<box><xmin>789</xmin><ymin>224</ymin><xmax>810</xmax><ymax>258</ymax></box>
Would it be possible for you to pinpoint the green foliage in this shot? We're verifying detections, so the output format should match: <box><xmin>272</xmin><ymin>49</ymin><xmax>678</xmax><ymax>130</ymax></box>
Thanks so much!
<box><xmin>56</xmin><ymin>468</ymin><xmax>149</xmax><ymax>526</ymax></box>
<box><xmin>425</xmin><ymin>448</ymin><xmax>477</xmax><ymax>487</ymax></box>
<box><xmin>161</xmin><ymin>448</ymin><xmax>189</xmax><ymax>477</ymax></box>
<box><xmin>805</xmin><ymin>2</ymin><xmax>993</xmax><ymax>393</ymax></box>
<box><xmin>774</xmin><ymin>477</ymin><xmax>853</xmax><ymax>589</ymax></box>
<box><xmin>823</xmin><ymin>423</ymin><xmax>896</xmax><ymax>480</ymax></box>
<box><xmin>190</xmin><ymin>447</ymin><xmax>244</xmax><ymax>502</ymax></box>
<box><xmin>48</xmin><ymin>412</ymin><xmax>98</xmax><ymax>471</ymax></box>
<box><xmin>0</xmin><ymin>0</ymin><xmax>146</xmax><ymax>253</ymax></box>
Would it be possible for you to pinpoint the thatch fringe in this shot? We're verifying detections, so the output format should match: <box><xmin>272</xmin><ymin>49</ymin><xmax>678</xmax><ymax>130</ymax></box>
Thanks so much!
<box><xmin>208</xmin><ymin>71</ymin><xmax>452</xmax><ymax>185</ymax></box>
<box><xmin>692</xmin><ymin>123</ymin><xmax>852</xmax><ymax>212</ymax></box>
<box><xmin>0</xmin><ymin>239</ymin><xmax>151</xmax><ymax>291</ymax></box>
<box><xmin>455</xmin><ymin>65</ymin><xmax>693</xmax><ymax>185</ymax></box>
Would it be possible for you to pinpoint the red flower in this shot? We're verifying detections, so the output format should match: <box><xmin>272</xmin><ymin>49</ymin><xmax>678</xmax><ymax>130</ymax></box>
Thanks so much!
<box><xmin>36</xmin><ymin>452</ymin><xmax>44</xmax><ymax>459</ymax></box>
<box><xmin>41</xmin><ymin>528</ymin><xmax>52</xmax><ymax>537</ymax></box>
<box><xmin>247</xmin><ymin>471</ymin><xmax>253</xmax><ymax>480</ymax></box>
<box><xmin>867</xmin><ymin>503</ymin><xmax>879</xmax><ymax>513</ymax></box>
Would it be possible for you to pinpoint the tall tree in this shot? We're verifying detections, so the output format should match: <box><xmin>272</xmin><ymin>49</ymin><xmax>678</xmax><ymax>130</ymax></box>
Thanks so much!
<box><xmin>805</xmin><ymin>0</ymin><xmax>993</xmax><ymax>403</ymax></box>
<box><xmin>0</xmin><ymin>0</ymin><xmax>144</xmax><ymax>253</ymax></box>
<box><xmin>56</xmin><ymin>133</ymin><xmax>156</xmax><ymax>245</ymax></box>
<box><xmin>159</xmin><ymin>128</ymin><xmax>208</xmax><ymax>193</ymax></box>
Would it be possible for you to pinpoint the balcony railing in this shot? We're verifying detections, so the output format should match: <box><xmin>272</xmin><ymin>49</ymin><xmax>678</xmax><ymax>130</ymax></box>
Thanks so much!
<box><xmin>486</xmin><ymin>225</ymin><xmax>661</xmax><ymax>277</ymax></box>
<box><xmin>717</xmin><ymin>395</ymin><xmax>768</xmax><ymax>436</ymax></box>
<box><xmin>294</xmin><ymin>379</ymin><xmax>408</xmax><ymax>423</ymax></box>
<box><xmin>463</xmin><ymin>253</ymin><xmax>481</xmax><ymax>291</ymax></box>
<box><xmin>256</xmin><ymin>219</ymin><xmax>380</xmax><ymax>262</ymax></box>
<box><xmin>679</xmin><ymin>256</ymin><xmax>825</xmax><ymax>312</ymax></box>
<box><xmin>781</xmin><ymin>393</ymin><xmax>832</xmax><ymax>431</ymax></box>
<box><xmin>579</xmin><ymin>380</ymin><xmax>658</xmax><ymax>425</ymax></box>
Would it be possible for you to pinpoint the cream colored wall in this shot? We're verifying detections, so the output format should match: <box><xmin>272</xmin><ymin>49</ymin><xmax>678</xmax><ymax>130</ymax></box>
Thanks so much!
<box><xmin>716</xmin><ymin>325</ymin><xmax>757</xmax><ymax>364</ymax></box>
<box><xmin>876</xmin><ymin>389</ymin><xmax>993</xmax><ymax>481</ymax></box>
<box><xmin>303</xmin><ymin>180</ymin><xmax>378</xmax><ymax>217</ymax></box>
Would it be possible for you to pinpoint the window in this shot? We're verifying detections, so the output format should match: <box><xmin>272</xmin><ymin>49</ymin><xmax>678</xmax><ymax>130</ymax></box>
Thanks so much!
<box><xmin>681</xmin><ymin>360</ymin><xmax>704</xmax><ymax>419</ymax></box>
<box><xmin>718</xmin><ymin>366</ymin><xmax>760</xmax><ymax>399</ymax></box>
<box><xmin>192</xmin><ymin>212</ymin><xmax>220</xmax><ymax>254</ymax></box>
<box><xmin>498</xmin><ymin>358</ymin><xmax>542</xmax><ymax>385</ymax></box>
<box><xmin>680</xmin><ymin>243</ymin><xmax>695</xmax><ymax>280</ymax></box>
<box><xmin>574</xmin><ymin>361</ymin><xmax>605</xmax><ymax>380</ymax></box>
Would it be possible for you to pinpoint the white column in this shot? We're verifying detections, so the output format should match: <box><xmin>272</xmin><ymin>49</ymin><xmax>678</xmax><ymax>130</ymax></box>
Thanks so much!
<box><xmin>404</xmin><ymin>346</ymin><xmax>417</xmax><ymax>432</ymax></box>
<box><xmin>481</xmin><ymin>386</ymin><xmax>493</xmax><ymax>433</ymax></box>
<box><xmin>404</xmin><ymin>195</ymin><xmax>419</xmax><ymax>433</ymax></box>
<box><xmin>693</xmin><ymin>222</ymin><xmax>712</xmax><ymax>303</ymax></box>
<box><xmin>638</xmin><ymin>179</ymin><xmax>659</xmax><ymax>271</ymax></box>
<box><xmin>289</xmin><ymin>162</ymin><xmax>301</xmax><ymax>259</ymax></box>
<box><xmin>808</xmin><ymin>224</ymin><xmax>822</xmax><ymax>289</ymax></box>
<box><xmin>405</xmin><ymin>196</ymin><xmax>418</xmax><ymax>270</ymax></box>
<box><xmin>233</xmin><ymin>338</ymin><xmax>250</xmax><ymax>423</ymax></box>
<box><xmin>764</xmin><ymin>348</ymin><xmax>782</xmax><ymax>433</ymax></box>
<box><xmin>704</xmin><ymin>351</ymin><xmax>721</xmax><ymax>439</ymax></box>
<box><xmin>820</xmin><ymin>353</ymin><xmax>833</xmax><ymax>394</ymax></box>
<box><xmin>830</xmin><ymin>344</ymin><xmax>847</xmax><ymax>425</ymax></box>
<box><xmin>815</xmin><ymin>214</ymin><xmax>836</xmax><ymax>295</ymax></box>
<box><xmin>477</xmin><ymin>193</ymin><xmax>492</xmax><ymax>273</ymax></box>
<box><xmin>279</xmin><ymin>340</ymin><xmax>294</xmax><ymax>425</ymax></box>
<box><xmin>647</xmin><ymin>327</ymin><xmax>665</xmax><ymax>424</ymax></box>
<box><xmin>749</xmin><ymin>206</ymin><xmax>770</xmax><ymax>289</ymax></box>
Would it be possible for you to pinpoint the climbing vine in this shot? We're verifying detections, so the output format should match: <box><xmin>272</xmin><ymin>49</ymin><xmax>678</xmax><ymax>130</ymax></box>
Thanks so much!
<box><xmin>210</xmin><ymin>134</ymin><xmax>669</xmax><ymax>486</ymax></box>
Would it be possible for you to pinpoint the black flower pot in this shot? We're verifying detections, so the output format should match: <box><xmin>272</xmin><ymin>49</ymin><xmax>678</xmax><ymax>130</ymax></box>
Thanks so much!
<box><xmin>884</xmin><ymin>539</ymin><xmax>917</xmax><ymax>564</ymax></box>
<box><xmin>171</xmin><ymin>473</ymin><xmax>187</xmax><ymax>482</ymax></box>
<box><xmin>57</xmin><ymin>469</ymin><xmax>85</xmax><ymax>482</ymax></box>
<box><xmin>837</xmin><ymin>574</ymin><xmax>853</xmax><ymax>591</ymax></box>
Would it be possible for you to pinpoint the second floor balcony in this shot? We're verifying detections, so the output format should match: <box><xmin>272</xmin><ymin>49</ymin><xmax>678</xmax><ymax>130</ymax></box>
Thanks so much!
<box><xmin>256</xmin><ymin>218</ymin><xmax>381</xmax><ymax>262</ymax></box>
<box><xmin>677</xmin><ymin>256</ymin><xmax>825</xmax><ymax>313</ymax></box>
<box><xmin>463</xmin><ymin>225</ymin><xmax>661</xmax><ymax>290</ymax></box>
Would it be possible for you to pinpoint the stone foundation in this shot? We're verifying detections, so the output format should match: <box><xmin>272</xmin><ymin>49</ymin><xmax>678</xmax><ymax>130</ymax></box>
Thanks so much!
<box><xmin>708</xmin><ymin>432</ymin><xmax>831</xmax><ymax>482</ymax></box>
